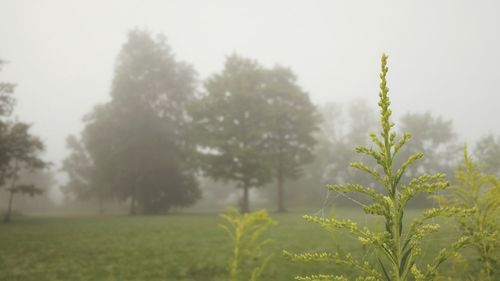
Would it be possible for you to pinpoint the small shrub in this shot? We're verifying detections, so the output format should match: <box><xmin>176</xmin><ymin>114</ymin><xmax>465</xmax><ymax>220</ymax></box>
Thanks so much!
<box><xmin>435</xmin><ymin>146</ymin><xmax>500</xmax><ymax>280</ymax></box>
<box><xmin>284</xmin><ymin>54</ymin><xmax>472</xmax><ymax>281</ymax></box>
<box><xmin>219</xmin><ymin>208</ymin><xmax>276</xmax><ymax>281</ymax></box>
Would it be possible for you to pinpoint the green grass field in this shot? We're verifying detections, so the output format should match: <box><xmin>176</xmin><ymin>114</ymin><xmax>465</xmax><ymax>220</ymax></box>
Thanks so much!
<box><xmin>0</xmin><ymin>209</ymin><xmax>476</xmax><ymax>281</ymax></box>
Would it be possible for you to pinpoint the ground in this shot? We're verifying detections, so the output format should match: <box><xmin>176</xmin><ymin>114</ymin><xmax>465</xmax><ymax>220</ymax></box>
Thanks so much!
<box><xmin>0</xmin><ymin>208</ymin><xmax>473</xmax><ymax>281</ymax></box>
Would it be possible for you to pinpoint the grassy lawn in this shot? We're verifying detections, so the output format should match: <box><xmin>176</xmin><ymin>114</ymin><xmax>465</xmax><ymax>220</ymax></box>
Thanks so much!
<box><xmin>0</xmin><ymin>209</ymin><xmax>474</xmax><ymax>281</ymax></box>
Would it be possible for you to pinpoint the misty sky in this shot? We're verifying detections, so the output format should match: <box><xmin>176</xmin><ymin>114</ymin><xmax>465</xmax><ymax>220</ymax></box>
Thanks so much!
<box><xmin>1</xmin><ymin>0</ymin><xmax>500</xmax><ymax>186</ymax></box>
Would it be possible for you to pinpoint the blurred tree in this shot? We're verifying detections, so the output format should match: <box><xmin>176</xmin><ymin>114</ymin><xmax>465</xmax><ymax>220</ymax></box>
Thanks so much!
<box><xmin>397</xmin><ymin>112</ymin><xmax>459</xmax><ymax>179</ymax></box>
<box><xmin>262</xmin><ymin>66</ymin><xmax>319</xmax><ymax>212</ymax></box>
<box><xmin>0</xmin><ymin>60</ymin><xmax>49</xmax><ymax>222</ymax></box>
<box><xmin>321</xmin><ymin>100</ymin><xmax>378</xmax><ymax>186</ymax></box>
<box><xmin>11</xmin><ymin>168</ymin><xmax>56</xmax><ymax>212</ymax></box>
<box><xmin>258</xmin><ymin>100</ymin><xmax>378</xmax><ymax>209</ymax></box>
<box><xmin>396</xmin><ymin>112</ymin><xmax>459</xmax><ymax>207</ymax></box>
<box><xmin>312</xmin><ymin>109</ymin><xmax>458</xmax><ymax>190</ymax></box>
<box><xmin>60</xmin><ymin>134</ymin><xmax>110</xmax><ymax>214</ymax></box>
<box><xmin>190</xmin><ymin>55</ymin><xmax>271</xmax><ymax>213</ymax></box>
<box><xmin>3</xmin><ymin>123</ymin><xmax>48</xmax><ymax>222</ymax></box>
<box><xmin>61</xmin><ymin>135</ymin><xmax>92</xmax><ymax>201</ymax></box>
<box><xmin>192</xmin><ymin>177</ymin><xmax>233</xmax><ymax>210</ymax></box>
<box><xmin>474</xmin><ymin>134</ymin><xmax>500</xmax><ymax>176</ymax></box>
<box><xmin>0</xmin><ymin>59</ymin><xmax>16</xmax><ymax>187</ymax></box>
<box><xmin>63</xmin><ymin>29</ymin><xmax>201</xmax><ymax>214</ymax></box>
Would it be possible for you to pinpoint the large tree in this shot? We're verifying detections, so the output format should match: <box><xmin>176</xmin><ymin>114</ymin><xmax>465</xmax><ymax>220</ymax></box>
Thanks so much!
<box><xmin>192</xmin><ymin>56</ymin><xmax>318</xmax><ymax>212</ymax></box>
<box><xmin>190</xmin><ymin>55</ymin><xmax>272</xmax><ymax>213</ymax></box>
<box><xmin>0</xmin><ymin>60</ymin><xmax>49</xmax><ymax>222</ymax></box>
<box><xmin>61</xmin><ymin>102</ymin><xmax>123</xmax><ymax>213</ymax></box>
<box><xmin>263</xmin><ymin>66</ymin><xmax>319</xmax><ymax>212</ymax></box>
<box><xmin>62</xmin><ymin>29</ymin><xmax>201</xmax><ymax>214</ymax></box>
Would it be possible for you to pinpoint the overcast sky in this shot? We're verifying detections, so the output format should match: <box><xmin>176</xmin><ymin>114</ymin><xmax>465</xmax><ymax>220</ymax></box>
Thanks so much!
<box><xmin>1</xmin><ymin>0</ymin><xmax>499</xmax><ymax>187</ymax></box>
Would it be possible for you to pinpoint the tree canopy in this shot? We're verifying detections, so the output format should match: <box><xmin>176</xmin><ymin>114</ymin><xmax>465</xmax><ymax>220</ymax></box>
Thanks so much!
<box><xmin>0</xmin><ymin>59</ymin><xmax>49</xmax><ymax>222</ymax></box>
<box><xmin>398</xmin><ymin>112</ymin><xmax>459</xmax><ymax>178</ymax></box>
<box><xmin>62</xmin><ymin>29</ymin><xmax>201</xmax><ymax>214</ymax></box>
<box><xmin>191</xmin><ymin>55</ymin><xmax>318</xmax><ymax>212</ymax></box>
<box><xmin>190</xmin><ymin>55</ymin><xmax>271</xmax><ymax>213</ymax></box>
<box><xmin>261</xmin><ymin>66</ymin><xmax>319</xmax><ymax>212</ymax></box>
<box><xmin>474</xmin><ymin>134</ymin><xmax>500</xmax><ymax>176</ymax></box>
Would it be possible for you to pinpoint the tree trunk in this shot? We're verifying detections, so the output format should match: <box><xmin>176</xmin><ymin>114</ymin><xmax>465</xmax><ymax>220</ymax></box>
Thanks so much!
<box><xmin>3</xmin><ymin>190</ymin><xmax>15</xmax><ymax>223</ymax></box>
<box><xmin>129</xmin><ymin>190</ymin><xmax>136</xmax><ymax>215</ymax></box>
<box><xmin>98</xmin><ymin>195</ymin><xmax>104</xmax><ymax>215</ymax></box>
<box><xmin>276</xmin><ymin>136</ymin><xmax>287</xmax><ymax>212</ymax></box>
<box><xmin>4</xmin><ymin>159</ymin><xmax>18</xmax><ymax>223</ymax></box>
<box><xmin>277</xmin><ymin>171</ymin><xmax>286</xmax><ymax>213</ymax></box>
<box><xmin>241</xmin><ymin>183</ymin><xmax>250</xmax><ymax>213</ymax></box>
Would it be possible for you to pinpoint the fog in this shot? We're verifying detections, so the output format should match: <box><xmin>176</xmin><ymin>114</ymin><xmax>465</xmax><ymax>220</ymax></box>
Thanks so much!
<box><xmin>1</xmin><ymin>0</ymin><xmax>500</xmax><ymax>205</ymax></box>
<box><xmin>2</xmin><ymin>3</ymin><xmax>500</xmax><ymax>280</ymax></box>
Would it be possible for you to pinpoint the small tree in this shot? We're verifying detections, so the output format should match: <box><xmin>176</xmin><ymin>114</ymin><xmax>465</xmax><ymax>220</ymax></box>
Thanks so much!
<box><xmin>284</xmin><ymin>54</ymin><xmax>471</xmax><ymax>281</ymax></box>
<box><xmin>2</xmin><ymin>123</ymin><xmax>48</xmax><ymax>222</ymax></box>
<box><xmin>436</xmin><ymin>146</ymin><xmax>500</xmax><ymax>280</ymax></box>
<box><xmin>0</xmin><ymin>60</ymin><xmax>48</xmax><ymax>222</ymax></box>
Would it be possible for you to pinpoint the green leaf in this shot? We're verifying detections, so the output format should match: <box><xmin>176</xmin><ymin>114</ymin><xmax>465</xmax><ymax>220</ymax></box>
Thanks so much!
<box><xmin>378</xmin><ymin>257</ymin><xmax>391</xmax><ymax>281</ymax></box>
<box><xmin>399</xmin><ymin>245</ymin><xmax>414</xmax><ymax>277</ymax></box>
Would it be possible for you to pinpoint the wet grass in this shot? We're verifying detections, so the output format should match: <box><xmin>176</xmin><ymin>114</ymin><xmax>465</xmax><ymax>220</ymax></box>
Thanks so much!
<box><xmin>0</xmin><ymin>208</ymin><xmax>473</xmax><ymax>280</ymax></box>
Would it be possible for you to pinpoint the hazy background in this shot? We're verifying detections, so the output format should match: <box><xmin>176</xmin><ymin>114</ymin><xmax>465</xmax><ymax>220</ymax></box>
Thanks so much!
<box><xmin>1</xmin><ymin>0</ymin><xmax>499</xmax><ymax>202</ymax></box>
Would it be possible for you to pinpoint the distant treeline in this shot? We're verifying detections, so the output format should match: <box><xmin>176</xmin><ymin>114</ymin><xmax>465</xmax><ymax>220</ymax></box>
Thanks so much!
<box><xmin>4</xmin><ymin>29</ymin><xmax>500</xmax><ymax>217</ymax></box>
<box><xmin>60</xmin><ymin>29</ymin><xmax>500</xmax><ymax>214</ymax></box>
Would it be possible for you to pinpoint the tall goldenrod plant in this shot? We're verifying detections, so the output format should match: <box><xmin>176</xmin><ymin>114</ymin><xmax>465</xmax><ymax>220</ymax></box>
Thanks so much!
<box><xmin>284</xmin><ymin>54</ymin><xmax>471</xmax><ymax>281</ymax></box>
<box><xmin>220</xmin><ymin>208</ymin><xmax>276</xmax><ymax>281</ymax></box>
<box><xmin>436</xmin><ymin>146</ymin><xmax>500</xmax><ymax>280</ymax></box>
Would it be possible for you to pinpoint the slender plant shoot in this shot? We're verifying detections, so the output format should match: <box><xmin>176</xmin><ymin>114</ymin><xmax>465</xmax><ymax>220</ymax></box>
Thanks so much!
<box><xmin>284</xmin><ymin>54</ymin><xmax>471</xmax><ymax>281</ymax></box>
